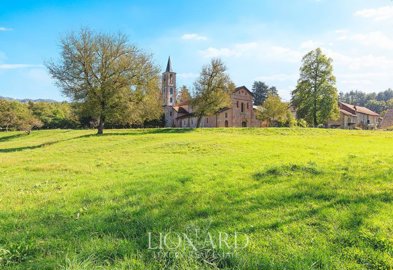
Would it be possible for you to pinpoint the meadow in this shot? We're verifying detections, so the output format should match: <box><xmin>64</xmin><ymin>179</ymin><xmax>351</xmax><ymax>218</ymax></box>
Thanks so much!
<box><xmin>1</xmin><ymin>128</ymin><xmax>393</xmax><ymax>269</ymax></box>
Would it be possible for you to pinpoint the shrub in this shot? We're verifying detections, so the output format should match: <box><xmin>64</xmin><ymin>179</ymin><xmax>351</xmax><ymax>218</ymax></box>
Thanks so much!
<box><xmin>297</xmin><ymin>119</ymin><xmax>308</xmax><ymax>128</ymax></box>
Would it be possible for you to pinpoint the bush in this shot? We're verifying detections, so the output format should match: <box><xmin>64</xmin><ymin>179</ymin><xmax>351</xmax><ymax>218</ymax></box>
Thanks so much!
<box><xmin>297</xmin><ymin>119</ymin><xmax>308</xmax><ymax>128</ymax></box>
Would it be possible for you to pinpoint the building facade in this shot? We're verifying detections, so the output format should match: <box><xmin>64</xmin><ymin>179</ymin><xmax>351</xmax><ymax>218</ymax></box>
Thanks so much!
<box><xmin>328</xmin><ymin>102</ymin><xmax>379</xmax><ymax>129</ymax></box>
<box><xmin>162</xmin><ymin>58</ymin><xmax>262</xmax><ymax>128</ymax></box>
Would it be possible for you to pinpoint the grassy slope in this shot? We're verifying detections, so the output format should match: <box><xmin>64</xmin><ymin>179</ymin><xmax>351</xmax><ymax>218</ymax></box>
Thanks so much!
<box><xmin>1</xmin><ymin>128</ymin><xmax>393</xmax><ymax>269</ymax></box>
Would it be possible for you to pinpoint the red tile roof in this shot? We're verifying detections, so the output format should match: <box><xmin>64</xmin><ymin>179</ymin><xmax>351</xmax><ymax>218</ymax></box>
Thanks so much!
<box><xmin>340</xmin><ymin>102</ymin><xmax>379</xmax><ymax>116</ymax></box>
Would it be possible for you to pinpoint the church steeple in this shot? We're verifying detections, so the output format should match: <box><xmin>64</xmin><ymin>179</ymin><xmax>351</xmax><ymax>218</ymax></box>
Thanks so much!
<box><xmin>166</xmin><ymin>57</ymin><xmax>173</xmax><ymax>72</ymax></box>
<box><xmin>162</xmin><ymin>56</ymin><xmax>176</xmax><ymax>107</ymax></box>
<box><xmin>162</xmin><ymin>57</ymin><xmax>177</xmax><ymax>127</ymax></box>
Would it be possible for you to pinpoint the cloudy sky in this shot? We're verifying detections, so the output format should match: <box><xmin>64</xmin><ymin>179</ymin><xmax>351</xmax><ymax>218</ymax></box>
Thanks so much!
<box><xmin>0</xmin><ymin>0</ymin><xmax>392</xmax><ymax>101</ymax></box>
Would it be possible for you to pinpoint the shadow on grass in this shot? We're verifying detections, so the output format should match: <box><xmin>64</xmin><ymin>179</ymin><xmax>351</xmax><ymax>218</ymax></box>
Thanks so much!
<box><xmin>3</xmin><ymin>172</ymin><xmax>393</xmax><ymax>269</ymax></box>
<box><xmin>0</xmin><ymin>128</ymin><xmax>195</xmax><ymax>153</ymax></box>
<box><xmin>0</xmin><ymin>133</ymin><xmax>26</xmax><ymax>142</ymax></box>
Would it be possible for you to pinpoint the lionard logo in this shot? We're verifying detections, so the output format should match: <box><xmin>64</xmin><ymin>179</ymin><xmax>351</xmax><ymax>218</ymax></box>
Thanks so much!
<box><xmin>147</xmin><ymin>230</ymin><xmax>250</xmax><ymax>251</ymax></box>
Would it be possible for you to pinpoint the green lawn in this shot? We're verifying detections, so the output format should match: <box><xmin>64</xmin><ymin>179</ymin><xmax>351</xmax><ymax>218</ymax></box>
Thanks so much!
<box><xmin>1</xmin><ymin>128</ymin><xmax>393</xmax><ymax>269</ymax></box>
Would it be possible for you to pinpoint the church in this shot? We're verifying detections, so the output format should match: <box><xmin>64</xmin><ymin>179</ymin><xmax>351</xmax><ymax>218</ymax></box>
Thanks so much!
<box><xmin>162</xmin><ymin>58</ymin><xmax>263</xmax><ymax>128</ymax></box>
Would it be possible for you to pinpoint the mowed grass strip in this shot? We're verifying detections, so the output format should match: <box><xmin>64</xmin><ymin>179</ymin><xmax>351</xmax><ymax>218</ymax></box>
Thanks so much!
<box><xmin>1</xmin><ymin>128</ymin><xmax>393</xmax><ymax>269</ymax></box>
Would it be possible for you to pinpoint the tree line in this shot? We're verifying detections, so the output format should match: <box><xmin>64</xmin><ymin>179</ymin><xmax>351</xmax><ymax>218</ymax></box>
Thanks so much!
<box><xmin>1</xmin><ymin>29</ymin><xmax>392</xmax><ymax>133</ymax></box>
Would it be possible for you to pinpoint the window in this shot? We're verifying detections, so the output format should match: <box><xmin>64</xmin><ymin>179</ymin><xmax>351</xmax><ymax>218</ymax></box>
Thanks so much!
<box><xmin>242</xmin><ymin>121</ymin><xmax>247</xmax><ymax>127</ymax></box>
<box><xmin>170</xmin><ymin>112</ymin><xmax>172</xmax><ymax>117</ymax></box>
<box><xmin>241</xmin><ymin>103</ymin><xmax>244</xmax><ymax>112</ymax></box>
<box><xmin>247</xmin><ymin>103</ymin><xmax>249</xmax><ymax>109</ymax></box>
<box><xmin>225</xmin><ymin>120</ymin><xmax>229</xmax><ymax>127</ymax></box>
<box><xmin>170</xmin><ymin>98</ymin><xmax>173</xmax><ymax>103</ymax></box>
<box><xmin>206</xmin><ymin>118</ymin><xmax>209</xmax><ymax>123</ymax></box>
<box><xmin>237</xmin><ymin>101</ymin><xmax>239</xmax><ymax>108</ymax></box>
<box><xmin>225</xmin><ymin>112</ymin><xmax>228</xmax><ymax>118</ymax></box>
<box><xmin>169</xmin><ymin>74</ymin><xmax>173</xmax><ymax>84</ymax></box>
<box><xmin>170</xmin><ymin>88</ymin><xmax>173</xmax><ymax>95</ymax></box>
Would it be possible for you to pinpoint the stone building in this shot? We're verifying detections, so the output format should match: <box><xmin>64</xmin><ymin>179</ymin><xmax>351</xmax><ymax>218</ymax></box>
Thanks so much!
<box><xmin>162</xmin><ymin>58</ymin><xmax>262</xmax><ymax>128</ymax></box>
<box><xmin>328</xmin><ymin>102</ymin><xmax>379</xmax><ymax>129</ymax></box>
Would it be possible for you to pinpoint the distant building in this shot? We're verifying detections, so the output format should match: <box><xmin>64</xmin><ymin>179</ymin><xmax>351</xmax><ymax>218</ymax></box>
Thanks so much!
<box><xmin>380</xmin><ymin>109</ymin><xmax>393</xmax><ymax>129</ymax></box>
<box><xmin>162</xmin><ymin>58</ymin><xmax>262</xmax><ymax>128</ymax></box>
<box><xmin>328</xmin><ymin>102</ymin><xmax>379</xmax><ymax>129</ymax></box>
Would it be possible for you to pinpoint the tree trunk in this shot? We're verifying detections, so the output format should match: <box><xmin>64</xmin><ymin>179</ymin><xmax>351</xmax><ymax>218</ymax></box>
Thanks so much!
<box><xmin>97</xmin><ymin>115</ymin><xmax>105</xmax><ymax>135</ymax></box>
<box><xmin>196</xmin><ymin>116</ymin><xmax>203</xmax><ymax>128</ymax></box>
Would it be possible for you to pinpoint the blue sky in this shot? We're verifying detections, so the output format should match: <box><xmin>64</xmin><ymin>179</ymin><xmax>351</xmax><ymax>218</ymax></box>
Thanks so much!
<box><xmin>1</xmin><ymin>0</ymin><xmax>392</xmax><ymax>101</ymax></box>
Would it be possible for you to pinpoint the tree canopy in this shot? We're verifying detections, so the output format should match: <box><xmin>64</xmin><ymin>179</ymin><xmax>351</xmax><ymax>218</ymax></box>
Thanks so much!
<box><xmin>191</xmin><ymin>59</ymin><xmax>234</xmax><ymax>127</ymax></box>
<box><xmin>252</xmin><ymin>81</ymin><xmax>278</xmax><ymax>105</ymax></box>
<box><xmin>46</xmin><ymin>28</ymin><xmax>161</xmax><ymax>134</ymax></box>
<box><xmin>256</xmin><ymin>94</ymin><xmax>290</xmax><ymax>127</ymax></box>
<box><xmin>292</xmin><ymin>48</ymin><xmax>339</xmax><ymax>127</ymax></box>
<box><xmin>177</xmin><ymin>85</ymin><xmax>192</xmax><ymax>104</ymax></box>
<box><xmin>0</xmin><ymin>99</ymin><xmax>43</xmax><ymax>133</ymax></box>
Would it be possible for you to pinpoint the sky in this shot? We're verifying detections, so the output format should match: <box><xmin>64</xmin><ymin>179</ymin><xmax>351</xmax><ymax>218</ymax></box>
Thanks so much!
<box><xmin>0</xmin><ymin>0</ymin><xmax>392</xmax><ymax>101</ymax></box>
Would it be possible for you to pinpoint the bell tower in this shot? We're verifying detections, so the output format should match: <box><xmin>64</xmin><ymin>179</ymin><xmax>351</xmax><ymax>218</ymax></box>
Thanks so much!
<box><xmin>162</xmin><ymin>57</ymin><xmax>177</xmax><ymax>127</ymax></box>
<box><xmin>162</xmin><ymin>57</ymin><xmax>176</xmax><ymax>106</ymax></box>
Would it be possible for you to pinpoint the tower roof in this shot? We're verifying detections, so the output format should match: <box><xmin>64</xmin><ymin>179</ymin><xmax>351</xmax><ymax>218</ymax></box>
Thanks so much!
<box><xmin>165</xmin><ymin>56</ymin><xmax>173</xmax><ymax>72</ymax></box>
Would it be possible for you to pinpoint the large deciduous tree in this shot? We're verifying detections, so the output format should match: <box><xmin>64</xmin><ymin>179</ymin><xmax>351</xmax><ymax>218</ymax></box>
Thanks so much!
<box><xmin>192</xmin><ymin>59</ymin><xmax>234</xmax><ymax>127</ymax></box>
<box><xmin>46</xmin><ymin>29</ymin><xmax>161</xmax><ymax>134</ymax></box>
<box><xmin>252</xmin><ymin>81</ymin><xmax>278</xmax><ymax>105</ymax></box>
<box><xmin>292</xmin><ymin>48</ymin><xmax>339</xmax><ymax>127</ymax></box>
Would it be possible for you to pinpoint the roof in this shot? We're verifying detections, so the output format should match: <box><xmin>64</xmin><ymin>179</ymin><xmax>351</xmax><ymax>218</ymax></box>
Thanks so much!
<box><xmin>176</xmin><ymin>112</ymin><xmax>195</xmax><ymax>120</ymax></box>
<box><xmin>340</xmin><ymin>102</ymin><xmax>379</xmax><ymax>116</ymax></box>
<box><xmin>233</xmin><ymin>86</ymin><xmax>254</xmax><ymax>97</ymax></box>
<box><xmin>165</xmin><ymin>56</ymin><xmax>173</xmax><ymax>72</ymax></box>
<box><xmin>380</xmin><ymin>109</ymin><xmax>393</xmax><ymax>129</ymax></box>
<box><xmin>340</xmin><ymin>109</ymin><xmax>357</xmax><ymax>117</ymax></box>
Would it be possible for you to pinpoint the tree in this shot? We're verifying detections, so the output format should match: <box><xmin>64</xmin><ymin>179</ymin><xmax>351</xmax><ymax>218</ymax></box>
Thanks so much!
<box><xmin>177</xmin><ymin>85</ymin><xmax>191</xmax><ymax>104</ymax></box>
<box><xmin>0</xmin><ymin>100</ymin><xmax>19</xmax><ymax>131</ymax></box>
<box><xmin>292</xmin><ymin>48</ymin><xmax>339</xmax><ymax>127</ymax></box>
<box><xmin>29</xmin><ymin>101</ymin><xmax>79</xmax><ymax>129</ymax></box>
<box><xmin>191</xmin><ymin>59</ymin><xmax>234</xmax><ymax>127</ymax></box>
<box><xmin>0</xmin><ymin>99</ymin><xmax>42</xmax><ymax>133</ymax></box>
<box><xmin>252</xmin><ymin>81</ymin><xmax>278</xmax><ymax>105</ymax></box>
<box><xmin>256</xmin><ymin>94</ymin><xmax>289</xmax><ymax>127</ymax></box>
<box><xmin>46</xmin><ymin>28</ymin><xmax>161</xmax><ymax>134</ymax></box>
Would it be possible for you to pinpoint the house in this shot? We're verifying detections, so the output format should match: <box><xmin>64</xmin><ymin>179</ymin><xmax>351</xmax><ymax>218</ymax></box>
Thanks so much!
<box><xmin>380</xmin><ymin>109</ymin><xmax>393</xmax><ymax>129</ymax></box>
<box><xmin>328</xmin><ymin>102</ymin><xmax>379</xmax><ymax>129</ymax></box>
<box><xmin>162</xmin><ymin>57</ymin><xmax>262</xmax><ymax>128</ymax></box>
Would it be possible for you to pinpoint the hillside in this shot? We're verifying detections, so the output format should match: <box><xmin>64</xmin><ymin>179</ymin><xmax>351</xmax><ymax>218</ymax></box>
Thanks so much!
<box><xmin>1</xmin><ymin>128</ymin><xmax>393</xmax><ymax>269</ymax></box>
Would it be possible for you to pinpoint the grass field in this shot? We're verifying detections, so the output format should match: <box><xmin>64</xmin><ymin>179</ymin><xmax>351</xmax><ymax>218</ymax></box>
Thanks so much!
<box><xmin>1</xmin><ymin>128</ymin><xmax>393</xmax><ymax>269</ymax></box>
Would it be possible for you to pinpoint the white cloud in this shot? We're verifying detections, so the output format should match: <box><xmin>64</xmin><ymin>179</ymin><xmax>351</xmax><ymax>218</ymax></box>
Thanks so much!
<box><xmin>0</xmin><ymin>27</ymin><xmax>13</xmax><ymax>31</ymax></box>
<box><xmin>181</xmin><ymin>33</ymin><xmax>207</xmax><ymax>41</ymax></box>
<box><xmin>341</xmin><ymin>31</ymin><xmax>393</xmax><ymax>50</ymax></box>
<box><xmin>199</xmin><ymin>42</ymin><xmax>302</xmax><ymax>62</ymax></box>
<box><xmin>0</xmin><ymin>64</ymin><xmax>44</xmax><ymax>70</ymax></box>
<box><xmin>355</xmin><ymin>6</ymin><xmax>393</xmax><ymax>21</ymax></box>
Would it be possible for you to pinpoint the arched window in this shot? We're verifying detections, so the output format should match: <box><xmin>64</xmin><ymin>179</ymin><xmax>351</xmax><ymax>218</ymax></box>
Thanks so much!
<box><xmin>170</xmin><ymin>88</ymin><xmax>173</xmax><ymax>95</ymax></box>
<box><xmin>241</xmin><ymin>103</ymin><xmax>244</xmax><ymax>112</ymax></box>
